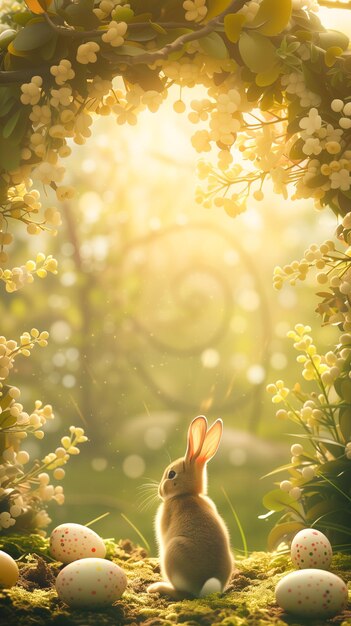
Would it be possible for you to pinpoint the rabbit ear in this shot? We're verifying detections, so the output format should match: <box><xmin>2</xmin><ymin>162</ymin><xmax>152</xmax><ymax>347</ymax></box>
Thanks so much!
<box><xmin>197</xmin><ymin>419</ymin><xmax>223</xmax><ymax>464</ymax></box>
<box><xmin>185</xmin><ymin>415</ymin><xmax>207</xmax><ymax>464</ymax></box>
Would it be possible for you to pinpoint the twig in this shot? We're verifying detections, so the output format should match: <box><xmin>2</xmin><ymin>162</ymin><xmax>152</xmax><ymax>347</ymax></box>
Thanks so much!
<box><xmin>109</xmin><ymin>0</ymin><xmax>246</xmax><ymax>66</ymax></box>
<box><xmin>0</xmin><ymin>1</ymin><xmax>243</xmax><ymax>83</ymax></box>
<box><xmin>43</xmin><ymin>13</ymin><xmax>204</xmax><ymax>38</ymax></box>
<box><xmin>0</xmin><ymin>67</ymin><xmax>51</xmax><ymax>84</ymax></box>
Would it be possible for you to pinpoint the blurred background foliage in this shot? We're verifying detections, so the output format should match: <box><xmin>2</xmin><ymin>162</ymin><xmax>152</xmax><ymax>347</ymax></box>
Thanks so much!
<box><xmin>0</xmin><ymin>34</ymin><xmax>346</xmax><ymax>550</ymax></box>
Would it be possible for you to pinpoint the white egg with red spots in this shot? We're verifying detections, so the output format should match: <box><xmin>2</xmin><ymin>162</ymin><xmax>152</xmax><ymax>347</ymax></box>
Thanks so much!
<box><xmin>291</xmin><ymin>528</ymin><xmax>332</xmax><ymax>570</ymax></box>
<box><xmin>49</xmin><ymin>523</ymin><xmax>106</xmax><ymax>564</ymax></box>
<box><xmin>275</xmin><ymin>569</ymin><xmax>348</xmax><ymax>618</ymax></box>
<box><xmin>55</xmin><ymin>558</ymin><xmax>127</xmax><ymax>607</ymax></box>
<box><xmin>0</xmin><ymin>550</ymin><xmax>19</xmax><ymax>588</ymax></box>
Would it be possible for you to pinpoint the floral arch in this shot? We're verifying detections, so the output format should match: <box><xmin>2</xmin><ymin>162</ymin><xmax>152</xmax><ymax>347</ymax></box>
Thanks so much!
<box><xmin>0</xmin><ymin>0</ymin><xmax>350</xmax><ymax>549</ymax></box>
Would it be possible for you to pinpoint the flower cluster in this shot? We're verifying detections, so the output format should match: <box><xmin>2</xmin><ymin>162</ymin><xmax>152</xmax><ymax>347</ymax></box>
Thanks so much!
<box><xmin>183</xmin><ymin>0</ymin><xmax>207</xmax><ymax>23</ymax></box>
<box><xmin>265</xmin><ymin>316</ymin><xmax>351</xmax><ymax>547</ymax></box>
<box><xmin>0</xmin><ymin>329</ymin><xmax>49</xmax><ymax>380</ymax></box>
<box><xmin>20</xmin><ymin>76</ymin><xmax>43</xmax><ymax>106</ymax></box>
<box><xmin>0</xmin><ymin>331</ymin><xmax>88</xmax><ymax>533</ymax></box>
<box><xmin>1</xmin><ymin>0</ymin><xmax>351</xmax><ymax>271</ymax></box>
<box><xmin>50</xmin><ymin>59</ymin><xmax>75</xmax><ymax>86</ymax></box>
<box><xmin>0</xmin><ymin>254</ymin><xmax>58</xmax><ymax>293</ymax></box>
<box><xmin>76</xmin><ymin>41</ymin><xmax>100</xmax><ymax>64</ymax></box>
<box><xmin>273</xmin><ymin>211</ymin><xmax>351</xmax><ymax>330</ymax></box>
<box><xmin>101</xmin><ymin>20</ymin><xmax>127</xmax><ymax>47</ymax></box>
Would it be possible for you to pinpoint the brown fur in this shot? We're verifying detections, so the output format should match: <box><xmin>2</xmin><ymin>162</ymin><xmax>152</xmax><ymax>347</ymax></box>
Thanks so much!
<box><xmin>147</xmin><ymin>416</ymin><xmax>233</xmax><ymax>599</ymax></box>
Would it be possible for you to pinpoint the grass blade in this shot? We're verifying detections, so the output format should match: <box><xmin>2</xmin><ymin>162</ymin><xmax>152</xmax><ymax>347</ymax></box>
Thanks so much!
<box><xmin>121</xmin><ymin>513</ymin><xmax>151</xmax><ymax>552</ymax></box>
<box><xmin>221</xmin><ymin>487</ymin><xmax>248</xmax><ymax>558</ymax></box>
<box><xmin>85</xmin><ymin>511</ymin><xmax>110</xmax><ymax>527</ymax></box>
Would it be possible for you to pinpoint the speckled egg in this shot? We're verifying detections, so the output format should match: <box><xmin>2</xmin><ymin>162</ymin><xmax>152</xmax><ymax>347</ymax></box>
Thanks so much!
<box><xmin>275</xmin><ymin>569</ymin><xmax>348</xmax><ymax>618</ymax></box>
<box><xmin>291</xmin><ymin>528</ymin><xmax>332</xmax><ymax>570</ymax></box>
<box><xmin>0</xmin><ymin>550</ymin><xmax>19</xmax><ymax>588</ymax></box>
<box><xmin>49</xmin><ymin>523</ymin><xmax>106</xmax><ymax>564</ymax></box>
<box><xmin>55</xmin><ymin>558</ymin><xmax>127</xmax><ymax>608</ymax></box>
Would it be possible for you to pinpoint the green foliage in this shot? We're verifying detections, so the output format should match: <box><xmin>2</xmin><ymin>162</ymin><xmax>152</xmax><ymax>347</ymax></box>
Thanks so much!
<box><xmin>1</xmin><ymin>0</ymin><xmax>351</xmax><ymax>275</ymax></box>
<box><xmin>238</xmin><ymin>31</ymin><xmax>277</xmax><ymax>73</ymax></box>
<box><xmin>265</xmin><ymin>240</ymin><xmax>351</xmax><ymax>550</ymax></box>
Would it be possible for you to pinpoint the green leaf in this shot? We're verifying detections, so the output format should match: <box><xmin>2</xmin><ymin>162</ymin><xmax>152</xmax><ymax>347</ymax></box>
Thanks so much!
<box><xmin>64</xmin><ymin>0</ymin><xmax>99</xmax><ymax>29</ymax></box>
<box><xmin>199</xmin><ymin>32</ymin><xmax>228</xmax><ymax>59</ymax></box>
<box><xmin>0</xmin><ymin>386</ymin><xmax>14</xmax><ymax>410</ymax></box>
<box><xmin>267</xmin><ymin>521</ymin><xmax>304</xmax><ymax>551</ymax></box>
<box><xmin>0</xmin><ymin>410</ymin><xmax>17</xmax><ymax>429</ymax></box>
<box><xmin>10</xmin><ymin>109</ymin><xmax>29</xmax><ymax>144</ymax></box>
<box><xmin>315</xmin><ymin>521</ymin><xmax>351</xmax><ymax>536</ymax></box>
<box><xmin>114</xmin><ymin>44</ymin><xmax>145</xmax><ymax>56</ymax></box>
<box><xmin>289</xmin><ymin>138</ymin><xmax>305</xmax><ymax>161</ymax></box>
<box><xmin>260</xmin><ymin>88</ymin><xmax>274</xmax><ymax>111</ymax></box>
<box><xmin>0</xmin><ymin>137</ymin><xmax>21</xmax><ymax>170</ymax></box>
<box><xmin>340</xmin><ymin>378</ymin><xmax>351</xmax><ymax>402</ymax></box>
<box><xmin>127</xmin><ymin>27</ymin><xmax>157</xmax><ymax>42</ymax></box>
<box><xmin>339</xmin><ymin>406</ymin><xmax>351</xmax><ymax>443</ymax></box>
<box><xmin>239</xmin><ymin>31</ymin><xmax>277</xmax><ymax>74</ymax></box>
<box><xmin>261</xmin><ymin>462</ymin><xmax>297</xmax><ymax>479</ymax></box>
<box><xmin>12</xmin><ymin>11</ymin><xmax>34</xmax><ymax>25</ymax></box>
<box><xmin>306</xmin><ymin>501</ymin><xmax>339</xmax><ymax>523</ymax></box>
<box><xmin>248</xmin><ymin>0</ymin><xmax>292</xmax><ymax>37</ymax></box>
<box><xmin>325</xmin><ymin>46</ymin><xmax>344</xmax><ymax>68</ymax></box>
<box><xmin>255</xmin><ymin>63</ymin><xmax>281</xmax><ymax>86</ymax></box>
<box><xmin>288</xmin><ymin>432</ymin><xmax>344</xmax><ymax>447</ymax></box>
<box><xmin>206</xmin><ymin>0</ymin><xmax>233</xmax><ymax>21</ymax></box>
<box><xmin>318</xmin><ymin>30</ymin><xmax>349</xmax><ymax>52</ymax></box>
<box><xmin>224</xmin><ymin>13</ymin><xmax>246</xmax><ymax>44</ymax></box>
<box><xmin>149</xmin><ymin>20</ymin><xmax>167</xmax><ymax>35</ymax></box>
<box><xmin>246</xmin><ymin>83</ymin><xmax>264</xmax><ymax>102</ymax></box>
<box><xmin>263</xmin><ymin>489</ymin><xmax>301</xmax><ymax>513</ymax></box>
<box><xmin>40</xmin><ymin>33</ymin><xmax>58</xmax><ymax>60</ymax></box>
<box><xmin>0</xmin><ymin>97</ymin><xmax>16</xmax><ymax>118</ymax></box>
<box><xmin>111</xmin><ymin>6</ymin><xmax>134</xmax><ymax>22</ymax></box>
<box><xmin>306</xmin><ymin>174</ymin><xmax>328</xmax><ymax>189</ymax></box>
<box><xmin>3</xmin><ymin>109</ymin><xmax>21</xmax><ymax>139</ymax></box>
<box><xmin>124</xmin><ymin>66</ymin><xmax>165</xmax><ymax>92</ymax></box>
<box><xmin>0</xmin><ymin>29</ymin><xmax>16</xmax><ymax>49</ymax></box>
<box><xmin>12</xmin><ymin>21</ymin><xmax>53</xmax><ymax>52</ymax></box>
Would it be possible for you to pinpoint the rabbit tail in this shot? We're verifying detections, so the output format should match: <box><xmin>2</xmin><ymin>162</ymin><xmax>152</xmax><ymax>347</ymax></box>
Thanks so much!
<box><xmin>199</xmin><ymin>577</ymin><xmax>222</xmax><ymax>597</ymax></box>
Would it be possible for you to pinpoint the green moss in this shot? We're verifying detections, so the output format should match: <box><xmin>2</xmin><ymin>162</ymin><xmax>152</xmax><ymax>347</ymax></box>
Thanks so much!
<box><xmin>0</xmin><ymin>535</ymin><xmax>350</xmax><ymax>626</ymax></box>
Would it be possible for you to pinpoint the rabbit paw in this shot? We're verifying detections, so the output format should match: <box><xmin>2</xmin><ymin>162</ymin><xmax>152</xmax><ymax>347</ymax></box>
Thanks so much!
<box><xmin>147</xmin><ymin>582</ymin><xmax>190</xmax><ymax>600</ymax></box>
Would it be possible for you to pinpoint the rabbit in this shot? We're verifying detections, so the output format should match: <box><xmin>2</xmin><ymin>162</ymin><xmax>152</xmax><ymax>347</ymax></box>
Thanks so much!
<box><xmin>147</xmin><ymin>415</ymin><xmax>233</xmax><ymax>600</ymax></box>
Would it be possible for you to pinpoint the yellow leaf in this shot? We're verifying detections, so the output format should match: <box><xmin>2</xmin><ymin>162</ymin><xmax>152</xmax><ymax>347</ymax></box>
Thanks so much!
<box><xmin>325</xmin><ymin>46</ymin><xmax>344</xmax><ymax>68</ymax></box>
<box><xmin>255</xmin><ymin>63</ymin><xmax>281</xmax><ymax>86</ymax></box>
<box><xmin>23</xmin><ymin>0</ymin><xmax>51</xmax><ymax>15</ymax></box>
<box><xmin>7</xmin><ymin>41</ymin><xmax>28</xmax><ymax>57</ymax></box>
<box><xmin>249</xmin><ymin>0</ymin><xmax>292</xmax><ymax>37</ymax></box>
<box><xmin>205</xmin><ymin>0</ymin><xmax>232</xmax><ymax>21</ymax></box>
<box><xmin>224</xmin><ymin>13</ymin><xmax>246</xmax><ymax>44</ymax></box>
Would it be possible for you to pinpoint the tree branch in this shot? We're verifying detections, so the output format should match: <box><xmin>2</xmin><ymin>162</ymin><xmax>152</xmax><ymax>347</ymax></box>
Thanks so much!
<box><xmin>43</xmin><ymin>12</ymin><xmax>204</xmax><ymax>38</ymax></box>
<box><xmin>0</xmin><ymin>0</ymin><xmax>244</xmax><ymax>83</ymax></box>
<box><xmin>0</xmin><ymin>67</ymin><xmax>51</xmax><ymax>84</ymax></box>
<box><xmin>106</xmin><ymin>0</ymin><xmax>246</xmax><ymax>66</ymax></box>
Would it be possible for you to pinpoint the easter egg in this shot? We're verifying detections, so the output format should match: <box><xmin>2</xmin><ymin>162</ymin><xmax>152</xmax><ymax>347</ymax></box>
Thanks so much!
<box><xmin>291</xmin><ymin>528</ymin><xmax>332</xmax><ymax>570</ymax></box>
<box><xmin>55</xmin><ymin>558</ymin><xmax>127</xmax><ymax>607</ymax></box>
<box><xmin>49</xmin><ymin>523</ymin><xmax>106</xmax><ymax>564</ymax></box>
<box><xmin>0</xmin><ymin>550</ymin><xmax>19</xmax><ymax>588</ymax></box>
<box><xmin>275</xmin><ymin>569</ymin><xmax>348</xmax><ymax>618</ymax></box>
